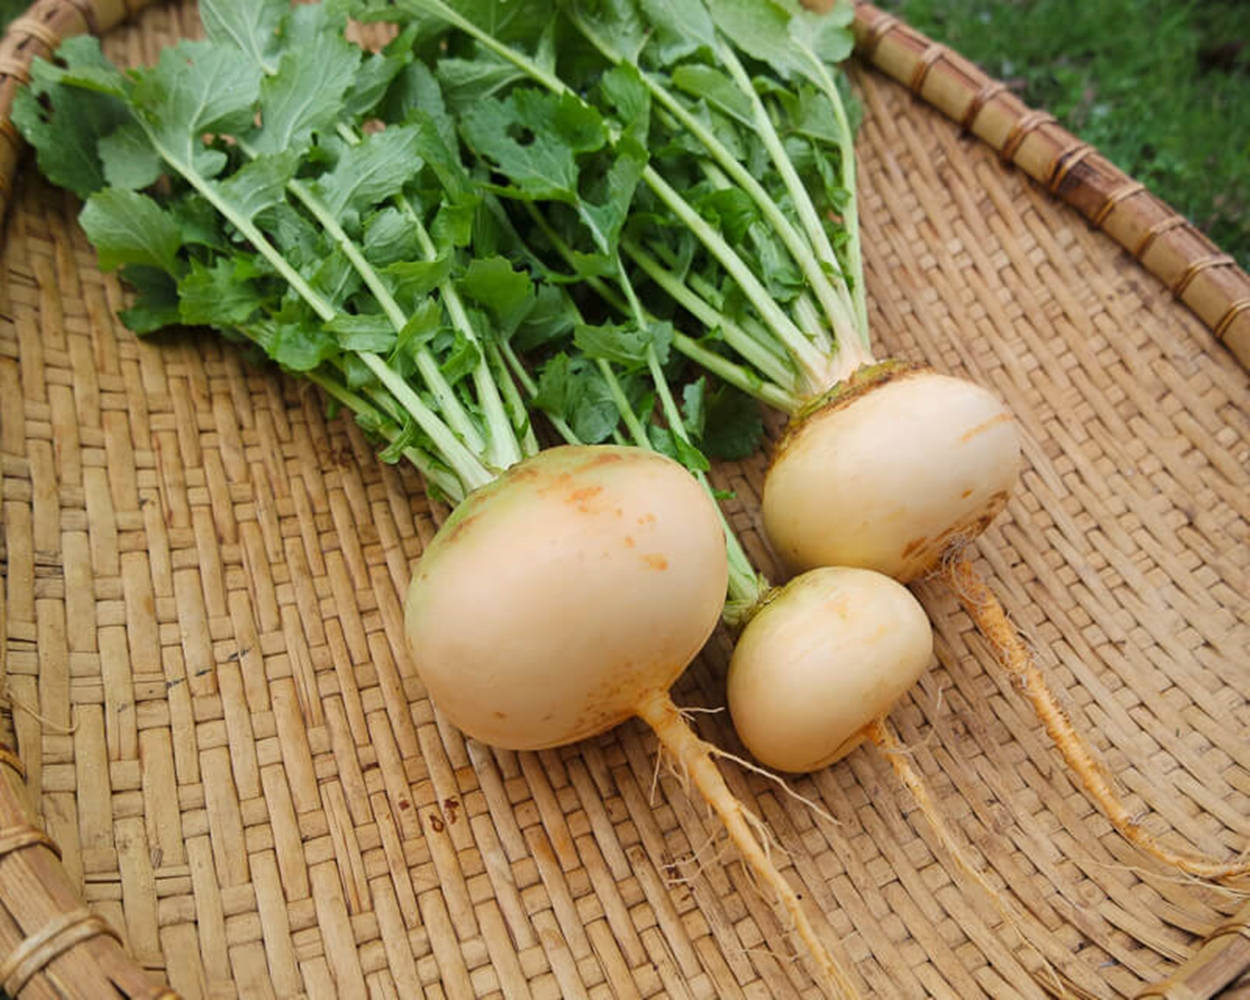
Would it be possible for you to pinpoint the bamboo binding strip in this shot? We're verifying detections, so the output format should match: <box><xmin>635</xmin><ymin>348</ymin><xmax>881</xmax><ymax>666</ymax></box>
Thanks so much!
<box><xmin>0</xmin><ymin>1</ymin><xmax>1247</xmax><ymax>998</ymax></box>
<box><xmin>850</xmin><ymin>1</ymin><xmax>1250</xmax><ymax>370</ymax></box>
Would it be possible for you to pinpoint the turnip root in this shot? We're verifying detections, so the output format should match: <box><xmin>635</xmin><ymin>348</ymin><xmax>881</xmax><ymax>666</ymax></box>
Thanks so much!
<box><xmin>405</xmin><ymin>444</ymin><xmax>858</xmax><ymax>998</ymax></box>
<box><xmin>763</xmin><ymin>366</ymin><xmax>1021</xmax><ymax>583</ymax></box>
<box><xmin>728</xmin><ymin>566</ymin><xmax>934</xmax><ymax>773</ymax></box>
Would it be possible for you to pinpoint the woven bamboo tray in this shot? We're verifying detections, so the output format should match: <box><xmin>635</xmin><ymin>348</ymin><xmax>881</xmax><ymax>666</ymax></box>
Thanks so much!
<box><xmin>0</xmin><ymin>1</ymin><xmax>1247</xmax><ymax>997</ymax></box>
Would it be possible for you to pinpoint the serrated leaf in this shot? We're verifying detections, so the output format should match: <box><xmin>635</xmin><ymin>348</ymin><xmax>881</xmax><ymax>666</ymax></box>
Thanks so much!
<box><xmin>671</xmin><ymin>64</ymin><xmax>754</xmax><ymax>128</ymax></box>
<box><xmin>459</xmin><ymin>256</ymin><xmax>533</xmax><ymax>323</ymax></box>
<box><xmin>130</xmin><ymin>41</ymin><xmax>262</xmax><ymax>168</ymax></box>
<box><xmin>460</xmin><ymin>89</ymin><xmax>606</xmax><ymax>203</ymax></box>
<box><xmin>512</xmin><ymin>284</ymin><xmax>579</xmax><ymax>351</ymax></box>
<box><xmin>250</xmin><ymin>4</ymin><xmax>361</xmax><ymax>155</ymax></box>
<box><xmin>314</xmin><ymin>125</ymin><xmax>423</xmax><ymax>217</ymax></box>
<box><xmin>363</xmin><ymin>207</ymin><xmax>423</xmax><ymax>265</ymax></box>
<box><xmin>533</xmin><ymin>353</ymin><xmax>619</xmax><ymax>443</ymax></box>
<box><xmin>326</xmin><ymin>313</ymin><xmax>397</xmax><ymax>353</ymax></box>
<box><xmin>254</xmin><ymin>320</ymin><xmax>340</xmax><ymax>371</ymax></box>
<box><xmin>212</xmin><ymin>149</ymin><xmax>299</xmax><ymax>221</ymax></box>
<box><xmin>80</xmin><ymin>189</ymin><xmax>182</xmax><ymax>273</ymax></box>
<box><xmin>440</xmin><ymin>329</ymin><xmax>481</xmax><ymax>383</ymax></box>
<box><xmin>394</xmin><ymin>298</ymin><xmax>444</xmax><ymax>359</ymax></box>
<box><xmin>649</xmin><ymin>424</ymin><xmax>710</xmax><ymax>471</ymax></box>
<box><xmin>436</xmin><ymin>55</ymin><xmax>527</xmax><ymax>110</ymax></box>
<box><xmin>178</xmin><ymin>257</ymin><xmax>265</xmax><ymax>326</ymax></box>
<box><xmin>383</xmin><ymin>256</ymin><xmax>453</xmax><ymax>311</ymax></box>
<box><xmin>637</xmin><ymin>0</ymin><xmax>717</xmax><ymax>58</ymax></box>
<box><xmin>697</xmin><ymin>186</ymin><xmax>758</xmax><ymax>243</ymax></box>
<box><xmin>12</xmin><ymin>39</ymin><xmax>131</xmax><ymax>198</ymax></box>
<box><xmin>681</xmin><ymin>376</ymin><xmax>706</xmax><ymax>436</ymax></box>
<box><xmin>118</xmin><ymin>265</ymin><xmax>180</xmax><ymax>333</ymax></box>
<box><xmin>565</xmin><ymin>0</ymin><xmax>648</xmax><ymax>64</ymax></box>
<box><xmin>573</xmin><ymin>319</ymin><xmax>672</xmax><ymax>368</ymax></box>
<box><xmin>344</xmin><ymin>23</ymin><xmax>418</xmax><ymax>118</ymax></box>
<box><xmin>382</xmin><ymin>61</ymin><xmax>458</xmax><ymax>151</ymax></box>
<box><xmin>577</xmin><ymin>136</ymin><xmax>647</xmax><ymax>254</ymax></box>
<box><xmin>200</xmin><ymin>0</ymin><xmax>286</xmax><ymax>72</ymax></box>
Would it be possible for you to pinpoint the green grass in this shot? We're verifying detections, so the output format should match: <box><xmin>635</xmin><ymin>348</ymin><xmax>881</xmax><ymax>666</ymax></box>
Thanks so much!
<box><xmin>877</xmin><ymin>0</ymin><xmax>1250</xmax><ymax>268</ymax></box>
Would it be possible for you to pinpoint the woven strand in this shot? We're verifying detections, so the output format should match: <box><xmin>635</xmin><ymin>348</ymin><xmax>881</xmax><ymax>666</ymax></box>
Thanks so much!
<box><xmin>1047</xmin><ymin>142</ymin><xmax>1094</xmax><ymax>194</ymax></box>
<box><xmin>960</xmin><ymin>79</ymin><xmax>1008</xmax><ymax>130</ymax></box>
<box><xmin>0</xmin><ymin>747</ymin><xmax>25</xmax><ymax>780</ymax></box>
<box><xmin>908</xmin><ymin>42</ymin><xmax>947</xmax><ymax>95</ymax></box>
<box><xmin>0</xmin><ymin>56</ymin><xmax>30</xmax><ymax>84</ymax></box>
<box><xmin>0</xmin><ymin>911</ymin><xmax>120</xmax><ymax>997</ymax></box>
<box><xmin>999</xmin><ymin>109</ymin><xmax>1056</xmax><ymax>163</ymax></box>
<box><xmin>0</xmin><ymin>825</ymin><xmax>61</xmax><ymax>861</ymax></box>
<box><xmin>1214</xmin><ymin>298</ymin><xmax>1250</xmax><ymax>343</ymax></box>
<box><xmin>1133</xmin><ymin>215</ymin><xmax>1190</xmax><ymax>259</ymax></box>
<box><xmin>860</xmin><ymin>10</ymin><xmax>901</xmax><ymax>59</ymax></box>
<box><xmin>1134</xmin><ymin>984</ymin><xmax>1202</xmax><ymax>1000</ymax></box>
<box><xmin>1093</xmin><ymin>180</ymin><xmax>1147</xmax><ymax>226</ymax></box>
<box><xmin>1172</xmin><ymin>254</ymin><xmax>1236</xmax><ymax>298</ymax></box>
<box><xmin>7</xmin><ymin>15</ymin><xmax>61</xmax><ymax>50</ymax></box>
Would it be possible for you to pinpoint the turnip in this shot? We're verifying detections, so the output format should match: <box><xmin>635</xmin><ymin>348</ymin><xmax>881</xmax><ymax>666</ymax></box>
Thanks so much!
<box><xmin>417</xmin><ymin>0</ymin><xmax>1250</xmax><ymax>880</ymax></box>
<box><xmin>405</xmin><ymin>444</ymin><xmax>858</xmax><ymax>998</ymax></box>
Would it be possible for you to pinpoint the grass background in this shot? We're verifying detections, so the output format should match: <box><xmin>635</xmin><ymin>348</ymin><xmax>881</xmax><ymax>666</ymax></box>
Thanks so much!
<box><xmin>876</xmin><ymin>0</ymin><xmax>1249</xmax><ymax>267</ymax></box>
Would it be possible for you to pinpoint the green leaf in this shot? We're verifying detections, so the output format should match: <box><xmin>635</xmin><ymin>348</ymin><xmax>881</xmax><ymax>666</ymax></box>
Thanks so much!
<box><xmin>12</xmin><ymin>40</ymin><xmax>131</xmax><ymax>198</ymax></box>
<box><xmin>344</xmin><ymin>23</ymin><xmax>419</xmax><ymax>118</ymax></box>
<box><xmin>382</xmin><ymin>61</ymin><xmax>458</xmax><ymax>151</ymax></box>
<box><xmin>199</xmin><ymin>0</ymin><xmax>286</xmax><ymax>72</ymax></box>
<box><xmin>671</xmin><ymin>65</ymin><xmax>754</xmax><ymax>128</ymax></box>
<box><xmin>363</xmin><ymin>207</ymin><xmax>423</xmax><ymax>265</ymax></box>
<box><xmin>533</xmin><ymin>353</ymin><xmax>619</xmax><ymax>443</ymax></box>
<box><xmin>573</xmin><ymin>320</ymin><xmax>672</xmax><ymax>368</ymax></box>
<box><xmin>512</xmin><ymin>283</ymin><xmax>579</xmax><ymax>351</ymax></box>
<box><xmin>577</xmin><ymin>136</ymin><xmax>647</xmax><ymax>254</ymax></box>
<box><xmin>701</xmin><ymin>382</ymin><xmax>763</xmax><ymax>459</ymax></box>
<box><xmin>326</xmin><ymin>312</ymin><xmax>397</xmax><ymax>352</ymax></box>
<box><xmin>118</xmin><ymin>265</ymin><xmax>180</xmax><ymax>333</ymax></box>
<box><xmin>80</xmin><ymin>189</ymin><xmax>182</xmax><ymax>273</ymax></box>
<box><xmin>97</xmin><ymin>121</ymin><xmax>163</xmax><ymax>190</ymax></box>
<box><xmin>394</xmin><ymin>298</ymin><xmax>444</xmax><ymax>360</ymax></box>
<box><xmin>565</xmin><ymin>0</ymin><xmax>648</xmax><ymax>64</ymax></box>
<box><xmin>637</xmin><ymin>0</ymin><xmax>717</xmax><ymax>57</ymax></box>
<box><xmin>212</xmin><ymin>149</ymin><xmax>299</xmax><ymax>221</ymax></box>
<box><xmin>254</xmin><ymin>320</ymin><xmax>340</xmax><ymax>371</ymax></box>
<box><xmin>382</xmin><ymin>257</ymin><xmax>453</xmax><ymax>311</ymax></box>
<box><xmin>309</xmin><ymin>248</ymin><xmax>363</xmax><ymax>305</ymax></box>
<box><xmin>314</xmin><ymin>125</ymin><xmax>423</xmax><ymax>216</ymax></box>
<box><xmin>251</xmin><ymin>4</ymin><xmax>361</xmax><ymax>155</ymax></box>
<box><xmin>649</xmin><ymin>424</ymin><xmax>710</xmax><ymax>472</ymax></box>
<box><xmin>130</xmin><ymin>40</ymin><xmax>262</xmax><ymax>168</ymax></box>
<box><xmin>460</xmin><ymin>89</ymin><xmax>607</xmax><ymax>203</ymax></box>
<box><xmin>681</xmin><ymin>376</ymin><xmax>706</xmax><ymax>437</ymax></box>
<box><xmin>440</xmin><ymin>329</ymin><xmax>482</xmax><ymax>383</ymax></box>
<box><xmin>178</xmin><ymin>257</ymin><xmax>264</xmax><ymax>326</ymax></box>
<box><xmin>697</xmin><ymin>186</ymin><xmax>758</xmax><ymax>243</ymax></box>
<box><xmin>436</xmin><ymin>55</ymin><xmax>526</xmax><ymax>111</ymax></box>
<box><xmin>459</xmin><ymin>256</ymin><xmax>533</xmax><ymax>323</ymax></box>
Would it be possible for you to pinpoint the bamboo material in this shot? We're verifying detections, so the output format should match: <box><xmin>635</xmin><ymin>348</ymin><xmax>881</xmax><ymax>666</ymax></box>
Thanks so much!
<box><xmin>1134</xmin><ymin>901</ymin><xmax>1250</xmax><ymax>999</ymax></box>
<box><xmin>0</xmin><ymin>1</ymin><xmax>1246</xmax><ymax>998</ymax></box>
<box><xmin>849</xmin><ymin>1</ymin><xmax>1250</xmax><ymax>369</ymax></box>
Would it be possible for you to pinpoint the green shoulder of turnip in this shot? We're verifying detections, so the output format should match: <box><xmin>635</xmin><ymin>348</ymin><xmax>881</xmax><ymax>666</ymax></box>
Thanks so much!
<box><xmin>390</xmin><ymin>0</ymin><xmax>1250</xmax><ymax>883</ymax></box>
